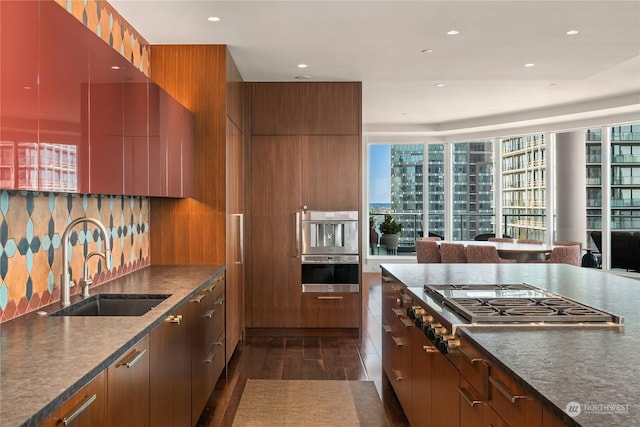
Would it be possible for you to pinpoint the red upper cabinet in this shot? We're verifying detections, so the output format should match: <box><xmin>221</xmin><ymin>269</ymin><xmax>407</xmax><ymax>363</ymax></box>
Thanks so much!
<box><xmin>0</xmin><ymin>0</ymin><xmax>39</xmax><ymax>191</ymax></box>
<box><xmin>88</xmin><ymin>35</ymin><xmax>125</xmax><ymax>195</ymax></box>
<box><xmin>148</xmin><ymin>83</ymin><xmax>166</xmax><ymax>197</ymax></box>
<box><xmin>123</xmin><ymin>77</ymin><xmax>149</xmax><ymax>196</ymax></box>
<box><xmin>39</xmin><ymin>0</ymin><xmax>91</xmax><ymax>193</ymax></box>
<box><xmin>182</xmin><ymin>107</ymin><xmax>194</xmax><ymax>198</ymax></box>
<box><xmin>1</xmin><ymin>1</ymin><xmax>192</xmax><ymax>197</ymax></box>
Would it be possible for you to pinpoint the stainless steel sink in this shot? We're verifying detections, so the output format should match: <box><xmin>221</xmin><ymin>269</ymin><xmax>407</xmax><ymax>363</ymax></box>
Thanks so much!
<box><xmin>49</xmin><ymin>294</ymin><xmax>171</xmax><ymax>317</ymax></box>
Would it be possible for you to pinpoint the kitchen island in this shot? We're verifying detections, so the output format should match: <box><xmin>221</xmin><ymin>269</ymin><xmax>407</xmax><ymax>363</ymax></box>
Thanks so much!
<box><xmin>0</xmin><ymin>265</ymin><xmax>225</xmax><ymax>427</ymax></box>
<box><xmin>381</xmin><ymin>263</ymin><xmax>639</xmax><ymax>427</ymax></box>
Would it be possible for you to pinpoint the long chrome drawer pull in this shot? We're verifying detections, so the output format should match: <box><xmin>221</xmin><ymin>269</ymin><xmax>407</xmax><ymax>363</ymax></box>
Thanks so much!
<box><xmin>458</xmin><ymin>346</ymin><xmax>487</xmax><ymax>365</ymax></box>
<box><xmin>423</xmin><ymin>345</ymin><xmax>439</xmax><ymax>353</ymax></box>
<box><xmin>381</xmin><ymin>276</ymin><xmax>393</xmax><ymax>282</ymax></box>
<box><xmin>383</xmin><ymin>324</ymin><xmax>392</xmax><ymax>334</ymax></box>
<box><xmin>316</xmin><ymin>296</ymin><xmax>344</xmax><ymax>300</ymax></box>
<box><xmin>190</xmin><ymin>293</ymin><xmax>206</xmax><ymax>303</ymax></box>
<box><xmin>204</xmin><ymin>309</ymin><xmax>217</xmax><ymax>319</ymax></box>
<box><xmin>391</xmin><ymin>336</ymin><xmax>403</xmax><ymax>348</ymax></box>
<box><xmin>489</xmin><ymin>376</ymin><xmax>526</xmax><ymax>403</ymax></box>
<box><xmin>205</xmin><ymin>283</ymin><xmax>217</xmax><ymax>293</ymax></box>
<box><xmin>164</xmin><ymin>314</ymin><xmax>182</xmax><ymax>324</ymax></box>
<box><xmin>59</xmin><ymin>393</ymin><xmax>97</xmax><ymax>425</ymax></box>
<box><xmin>214</xmin><ymin>297</ymin><xmax>225</xmax><ymax>305</ymax></box>
<box><xmin>215</xmin><ymin>338</ymin><xmax>226</xmax><ymax>346</ymax></box>
<box><xmin>457</xmin><ymin>385</ymin><xmax>483</xmax><ymax>407</ymax></box>
<box><xmin>391</xmin><ymin>369</ymin><xmax>403</xmax><ymax>381</ymax></box>
<box><xmin>118</xmin><ymin>348</ymin><xmax>147</xmax><ymax>368</ymax></box>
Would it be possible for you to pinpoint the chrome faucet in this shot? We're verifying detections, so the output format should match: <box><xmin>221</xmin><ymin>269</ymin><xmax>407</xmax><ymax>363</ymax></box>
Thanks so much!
<box><xmin>79</xmin><ymin>251</ymin><xmax>107</xmax><ymax>298</ymax></box>
<box><xmin>60</xmin><ymin>217</ymin><xmax>112</xmax><ymax>307</ymax></box>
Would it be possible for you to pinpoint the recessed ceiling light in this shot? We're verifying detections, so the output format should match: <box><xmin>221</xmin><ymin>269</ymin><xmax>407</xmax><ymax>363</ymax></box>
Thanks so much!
<box><xmin>435</xmin><ymin>83</ymin><xmax>445</xmax><ymax>87</ymax></box>
<box><xmin>207</xmin><ymin>16</ymin><xmax>220</xmax><ymax>22</ymax></box>
<box><xmin>550</xmin><ymin>83</ymin><xmax>558</xmax><ymax>86</ymax></box>
<box><xmin>566</xmin><ymin>30</ymin><xmax>579</xmax><ymax>35</ymax></box>
<box><xmin>23</xmin><ymin>86</ymin><xmax>32</xmax><ymax>90</ymax></box>
<box><xmin>421</xmin><ymin>49</ymin><xmax>434</xmax><ymax>54</ymax></box>
<box><xmin>524</xmin><ymin>63</ymin><xmax>535</xmax><ymax>67</ymax></box>
<box><xmin>297</xmin><ymin>64</ymin><xmax>308</xmax><ymax>69</ymax></box>
<box><xmin>447</xmin><ymin>30</ymin><xmax>459</xmax><ymax>35</ymax></box>
<box><xmin>111</xmin><ymin>65</ymin><xmax>121</xmax><ymax>70</ymax></box>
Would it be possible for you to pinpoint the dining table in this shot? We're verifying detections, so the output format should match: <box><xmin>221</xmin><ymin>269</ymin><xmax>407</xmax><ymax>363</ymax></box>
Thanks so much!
<box><xmin>437</xmin><ymin>240</ymin><xmax>559</xmax><ymax>263</ymax></box>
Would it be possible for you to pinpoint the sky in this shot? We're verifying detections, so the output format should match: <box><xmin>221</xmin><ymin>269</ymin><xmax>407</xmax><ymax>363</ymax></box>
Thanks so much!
<box><xmin>369</xmin><ymin>144</ymin><xmax>391</xmax><ymax>204</ymax></box>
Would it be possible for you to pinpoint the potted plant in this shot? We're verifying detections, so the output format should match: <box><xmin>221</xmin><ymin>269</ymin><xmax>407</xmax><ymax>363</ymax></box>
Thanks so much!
<box><xmin>378</xmin><ymin>214</ymin><xmax>403</xmax><ymax>252</ymax></box>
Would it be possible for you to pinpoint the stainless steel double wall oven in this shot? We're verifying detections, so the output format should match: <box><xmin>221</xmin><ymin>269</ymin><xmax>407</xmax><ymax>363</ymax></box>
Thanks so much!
<box><xmin>299</xmin><ymin>210</ymin><xmax>359</xmax><ymax>293</ymax></box>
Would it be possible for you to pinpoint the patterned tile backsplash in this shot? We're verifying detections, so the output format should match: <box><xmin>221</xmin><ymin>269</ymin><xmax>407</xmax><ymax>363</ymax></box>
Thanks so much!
<box><xmin>0</xmin><ymin>191</ymin><xmax>150</xmax><ymax>322</ymax></box>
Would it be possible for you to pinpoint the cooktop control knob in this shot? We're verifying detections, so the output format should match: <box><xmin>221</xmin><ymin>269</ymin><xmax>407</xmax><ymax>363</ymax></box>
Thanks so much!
<box><xmin>414</xmin><ymin>315</ymin><xmax>423</xmax><ymax>328</ymax></box>
<box><xmin>426</xmin><ymin>324</ymin><xmax>445</xmax><ymax>341</ymax></box>
<box><xmin>439</xmin><ymin>337</ymin><xmax>460</xmax><ymax>354</ymax></box>
<box><xmin>434</xmin><ymin>330</ymin><xmax>450</xmax><ymax>348</ymax></box>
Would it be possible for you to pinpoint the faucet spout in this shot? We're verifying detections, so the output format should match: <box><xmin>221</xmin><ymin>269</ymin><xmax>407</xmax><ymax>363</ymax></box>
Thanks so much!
<box><xmin>60</xmin><ymin>217</ymin><xmax>112</xmax><ymax>307</ymax></box>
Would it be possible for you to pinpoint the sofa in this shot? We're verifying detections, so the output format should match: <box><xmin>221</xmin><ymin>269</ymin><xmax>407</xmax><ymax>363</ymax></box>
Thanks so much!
<box><xmin>590</xmin><ymin>231</ymin><xmax>640</xmax><ymax>271</ymax></box>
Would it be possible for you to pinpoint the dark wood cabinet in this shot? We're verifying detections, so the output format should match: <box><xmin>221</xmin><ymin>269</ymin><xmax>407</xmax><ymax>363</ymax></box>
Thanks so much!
<box><xmin>39</xmin><ymin>371</ymin><xmax>106</xmax><ymax>427</ymax></box>
<box><xmin>247</xmin><ymin>82</ymin><xmax>362</xmax><ymax>332</ymax></box>
<box><xmin>191</xmin><ymin>274</ymin><xmax>226</xmax><ymax>421</ymax></box>
<box><xmin>301</xmin><ymin>135</ymin><xmax>360</xmax><ymax>211</ymax></box>
<box><xmin>226</xmin><ymin>118</ymin><xmax>244</xmax><ymax>361</ymax></box>
<box><xmin>249</xmin><ymin>135</ymin><xmax>303</xmax><ymax>327</ymax></box>
<box><xmin>309</xmin><ymin>82</ymin><xmax>361</xmax><ymax>135</ymax></box>
<box><xmin>150</xmin><ymin>309</ymin><xmax>192</xmax><ymax>427</ymax></box>
<box><xmin>107</xmin><ymin>335</ymin><xmax>150</xmax><ymax>427</ymax></box>
<box><xmin>301</xmin><ymin>293</ymin><xmax>360</xmax><ymax>328</ymax></box>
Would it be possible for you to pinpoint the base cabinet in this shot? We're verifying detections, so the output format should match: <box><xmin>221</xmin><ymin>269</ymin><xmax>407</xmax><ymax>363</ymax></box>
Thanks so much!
<box><xmin>191</xmin><ymin>274</ymin><xmax>226</xmax><ymax>421</ymax></box>
<box><xmin>40</xmin><ymin>371</ymin><xmax>106</xmax><ymax>427</ymax></box>
<box><xmin>381</xmin><ymin>271</ymin><xmax>566</xmax><ymax>427</ymax></box>
<box><xmin>150</xmin><ymin>308</ymin><xmax>192</xmax><ymax>427</ymax></box>
<box><xmin>301</xmin><ymin>293</ymin><xmax>360</xmax><ymax>328</ymax></box>
<box><xmin>107</xmin><ymin>335</ymin><xmax>150</xmax><ymax>427</ymax></box>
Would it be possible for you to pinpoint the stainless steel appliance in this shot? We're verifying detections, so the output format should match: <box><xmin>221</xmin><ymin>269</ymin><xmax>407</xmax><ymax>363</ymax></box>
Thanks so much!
<box><xmin>402</xmin><ymin>283</ymin><xmax>623</xmax><ymax>355</ymax></box>
<box><xmin>300</xmin><ymin>210</ymin><xmax>358</xmax><ymax>255</ymax></box>
<box><xmin>299</xmin><ymin>210</ymin><xmax>359</xmax><ymax>293</ymax></box>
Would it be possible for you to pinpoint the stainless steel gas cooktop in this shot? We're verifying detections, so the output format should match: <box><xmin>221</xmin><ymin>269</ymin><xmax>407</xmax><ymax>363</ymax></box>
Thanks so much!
<box><xmin>423</xmin><ymin>283</ymin><xmax>624</xmax><ymax>325</ymax></box>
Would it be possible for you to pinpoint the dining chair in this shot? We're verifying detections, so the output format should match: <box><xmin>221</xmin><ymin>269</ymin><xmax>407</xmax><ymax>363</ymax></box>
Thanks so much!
<box><xmin>545</xmin><ymin>245</ymin><xmax>581</xmax><ymax>266</ymax></box>
<box><xmin>516</xmin><ymin>239</ymin><xmax>543</xmax><ymax>244</ymax></box>
<box><xmin>416</xmin><ymin>240</ymin><xmax>441</xmax><ymax>263</ymax></box>
<box><xmin>439</xmin><ymin>243</ymin><xmax>467</xmax><ymax>263</ymax></box>
<box><xmin>488</xmin><ymin>237</ymin><xmax>514</xmax><ymax>243</ymax></box>
<box><xmin>554</xmin><ymin>240</ymin><xmax>583</xmax><ymax>251</ymax></box>
<box><xmin>466</xmin><ymin>245</ymin><xmax>516</xmax><ymax>264</ymax></box>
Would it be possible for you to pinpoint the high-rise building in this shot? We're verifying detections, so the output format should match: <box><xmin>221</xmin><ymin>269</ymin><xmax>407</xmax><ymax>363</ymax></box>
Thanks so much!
<box><xmin>501</xmin><ymin>134</ymin><xmax>546</xmax><ymax>240</ymax></box>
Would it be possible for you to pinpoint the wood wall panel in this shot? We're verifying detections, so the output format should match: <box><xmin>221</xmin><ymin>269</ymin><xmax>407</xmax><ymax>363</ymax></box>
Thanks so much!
<box><xmin>301</xmin><ymin>135</ymin><xmax>361</xmax><ymax>211</ymax></box>
<box><xmin>309</xmin><ymin>82</ymin><xmax>362</xmax><ymax>135</ymax></box>
<box><xmin>149</xmin><ymin>45</ymin><xmax>228</xmax><ymax>264</ymax></box>
<box><xmin>250</xmin><ymin>83</ymin><xmax>310</xmax><ymax>135</ymax></box>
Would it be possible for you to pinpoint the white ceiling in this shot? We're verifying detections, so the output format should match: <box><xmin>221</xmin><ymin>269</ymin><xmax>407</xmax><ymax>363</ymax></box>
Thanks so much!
<box><xmin>110</xmin><ymin>0</ymin><xmax>640</xmax><ymax>138</ymax></box>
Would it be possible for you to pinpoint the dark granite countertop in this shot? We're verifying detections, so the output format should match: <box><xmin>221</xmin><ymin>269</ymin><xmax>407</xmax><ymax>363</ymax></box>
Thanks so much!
<box><xmin>0</xmin><ymin>265</ymin><xmax>225</xmax><ymax>427</ymax></box>
<box><xmin>381</xmin><ymin>263</ymin><xmax>640</xmax><ymax>427</ymax></box>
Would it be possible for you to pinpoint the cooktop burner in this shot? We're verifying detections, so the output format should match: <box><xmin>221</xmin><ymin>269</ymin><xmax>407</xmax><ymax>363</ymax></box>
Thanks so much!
<box><xmin>424</xmin><ymin>283</ymin><xmax>622</xmax><ymax>324</ymax></box>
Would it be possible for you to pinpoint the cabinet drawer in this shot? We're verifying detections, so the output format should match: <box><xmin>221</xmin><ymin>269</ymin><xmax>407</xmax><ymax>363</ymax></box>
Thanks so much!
<box><xmin>40</xmin><ymin>371</ymin><xmax>106</xmax><ymax>427</ymax></box>
<box><xmin>456</xmin><ymin>337</ymin><xmax>490</xmax><ymax>400</ymax></box>
<box><xmin>488</xmin><ymin>366</ymin><xmax>542</xmax><ymax>427</ymax></box>
<box><xmin>458</xmin><ymin>376</ymin><xmax>484</xmax><ymax>427</ymax></box>
<box><xmin>484</xmin><ymin>403</ymin><xmax>510</xmax><ymax>427</ymax></box>
<box><xmin>302</xmin><ymin>292</ymin><xmax>360</xmax><ymax>328</ymax></box>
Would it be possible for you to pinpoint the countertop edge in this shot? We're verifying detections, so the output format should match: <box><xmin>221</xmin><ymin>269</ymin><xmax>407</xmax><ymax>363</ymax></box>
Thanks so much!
<box><xmin>10</xmin><ymin>265</ymin><xmax>226</xmax><ymax>427</ymax></box>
